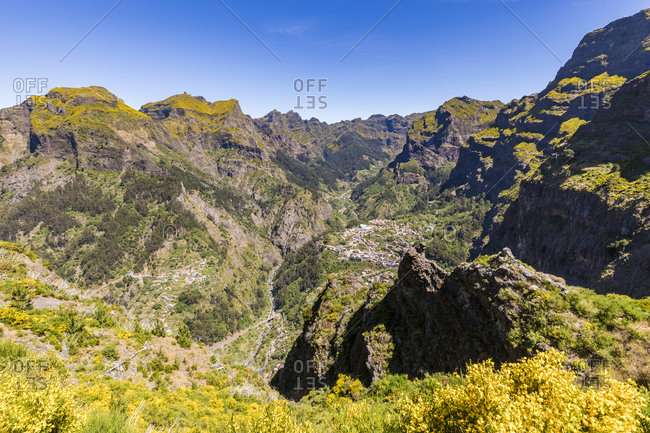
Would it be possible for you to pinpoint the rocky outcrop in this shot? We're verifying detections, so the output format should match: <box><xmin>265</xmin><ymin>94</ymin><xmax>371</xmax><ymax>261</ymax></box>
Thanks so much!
<box><xmin>548</xmin><ymin>8</ymin><xmax>650</xmax><ymax>88</ymax></box>
<box><xmin>391</xmin><ymin>97</ymin><xmax>504</xmax><ymax>171</ymax></box>
<box><xmin>0</xmin><ymin>105</ymin><xmax>31</xmax><ymax>168</ymax></box>
<box><xmin>24</xmin><ymin>87</ymin><xmax>162</xmax><ymax>172</ymax></box>
<box><xmin>489</xmin><ymin>72</ymin><xmax>650</xmax><ymax>298</ymax></box>
<box><xmin>141</xmin><ymin>94</ymin><xmax>266</xmax><ymax>161</ymax></box>
<box><xmin>273</xmin><ymin>247</ymin><xmax>571</xmax><ymax>400</ymax></box>
<box><xmin>447</xmin><ymin>8</ymin><xmax>650</xmax><ymax>202</ymax></box>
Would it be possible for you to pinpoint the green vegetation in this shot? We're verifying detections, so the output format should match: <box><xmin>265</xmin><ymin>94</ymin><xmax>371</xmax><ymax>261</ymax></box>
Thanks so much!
<box><xmin>31</xmin><ymin>87</ymin><xmax>150</xmax><ymax>138</ymax></box>
<box><xmin>0</xmin><ymin>167</ymin><xmax>271</xmax><ymax>347</ymax></box>
<box><xmin>471</xmin><ymin>254</ymin><xmax>650</xmax><ymax>381</ymax></box>
<box><xmin>559</xmin><ymin>117</ymin><xmax>588</xmax><ymax>136</ymax></box>
<box><xmin>82</xmin><ymin>412</ymin><xmax>132</xmax><ymax>433</ymax></box>
<box><xmin>415</xmin><ymin>190</ymin><xmax>491</xmax><ymax>270</ymax></box>
<box><xmin>272</xmin><ymin>241</ymin><xmax>323</xmax><ymax>328</ymax></box>
<box><xmin>271</xmin><ymin>151</ymin><xmax>337</xmax><ymax>193</ymax></box>
<box><xmin>1</xmin><ymin>343</ymin><xmax>647</xmax><ymax>433</ymax></box>
<box><xmin>273</xmin><ymin>240</ymin><xmax>386</xmax><ymax>330</ymax></box>
<box><xmin>141</xmin><ymin>94</ymin><xmax>239</xmax><ymax>117</ymax></box>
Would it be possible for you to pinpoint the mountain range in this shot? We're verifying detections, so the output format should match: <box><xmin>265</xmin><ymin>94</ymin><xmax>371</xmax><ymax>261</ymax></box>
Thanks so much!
<box><xmin>0</xmin><ymin>6</ymin><xmax>649</xmax><ymax>413</ymax></box>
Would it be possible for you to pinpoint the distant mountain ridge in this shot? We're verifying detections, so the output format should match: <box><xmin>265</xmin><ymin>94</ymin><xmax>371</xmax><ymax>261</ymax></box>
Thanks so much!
<box><xmin>390</xmin><ymin>97</ymin><xmax>504</xmax><ymax>171</ymax></box>
<box><xmin>0</xmin><ymin>6</ymin><xmax>648</xmax><ymax>398</ymax></box>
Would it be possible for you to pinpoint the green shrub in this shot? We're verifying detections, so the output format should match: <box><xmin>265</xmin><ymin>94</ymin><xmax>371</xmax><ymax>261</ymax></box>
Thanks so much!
<box><xmin>371</xmin><ymin>374</ymin><xmax>412</xmax><ymax>399</ymax></box>
<box><xmin>101</xmin><ymin>345</ymin><xmax>120</xmax><ymax>361</ymax></box>
<box><xmin>151</xmin><ymin>320</ymin><xmax>166</xmax><ymax>338</ymax></box>
<box><xmin>0</xmin><ymin>339</ymin><xmax>28</xmax><ymax>361</ymax></box>
<box><xmin>81</xmin><ymin>411</ymin><xmax>132</xmax><ymax>433</ymax></box>
<box><xmin>175</xmin><ymin>323</ymin><xmax>193</xmax><ymax>349</ymax></box>
<box><xmin>93</xmin><ymin>304</ymin><xmax>115</xmax><ymax>327</ymax></box>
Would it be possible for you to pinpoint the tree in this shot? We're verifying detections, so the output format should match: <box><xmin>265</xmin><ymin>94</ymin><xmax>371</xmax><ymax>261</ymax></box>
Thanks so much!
<box><xmin>152</xmin><ymin>320</ymin><xmax>166</xmax><ymax>338</ymax></box>
<box><xmin>175</xmin><ymin>323</ymin><xmax>193</xmax><ymax>349</ymax></box>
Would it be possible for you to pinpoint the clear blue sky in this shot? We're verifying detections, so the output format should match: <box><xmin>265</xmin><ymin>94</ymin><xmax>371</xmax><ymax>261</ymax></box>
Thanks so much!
<box><xmin>1</xmin><ymin>0</ymin><xmax>647</xmax><ymax>122</ymax></box>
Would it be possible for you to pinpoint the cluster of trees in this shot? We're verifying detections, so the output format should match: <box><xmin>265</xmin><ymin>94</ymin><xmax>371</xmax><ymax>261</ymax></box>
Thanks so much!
<box><xmin>272</xmin><ymin>133</ymin><xmax>392</xmax><ymax>195</ymax></box>
<box><xmin>272</xmin><ymin>241</ymin><xmax>323</xmax><ymax>328</ymax></box>
<box><xmin>179</xmin><ymin>285</ymin><xmax>259</xmax><ymax>345</ymax></box>
<box><xmin>423</xmin><ymin>192</ymin><xmax>492</xmax><ymax>269</ymax></box>
<box><xmin>323</xmin><ymin>133</ymin><xmax>389</xmax><ymax>178</ymax></box>
<box><xmin>186</xmin><ymin>298</ymin><xmax>251</xmax><ymax>344</ymax></box>
<box><xmin>0</xmin><ymin>169</ymin><xmax>224</xmax><ymax>286</ymax></box>
<box><xmin>0</xmin><ymin>175</ymin><xmax>114</xmax><ymax>240</ymax></box>
<box><xmin>272</xmin><ymin>152</ymin><xmax>336</xmax><ymax>195</ymax></box>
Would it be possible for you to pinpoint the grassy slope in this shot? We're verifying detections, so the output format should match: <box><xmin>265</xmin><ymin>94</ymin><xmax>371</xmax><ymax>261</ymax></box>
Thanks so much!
<box><xmin>2</xmin><ymin>242</ymin><xmax>648</xmax><ymax>432</ymax></box>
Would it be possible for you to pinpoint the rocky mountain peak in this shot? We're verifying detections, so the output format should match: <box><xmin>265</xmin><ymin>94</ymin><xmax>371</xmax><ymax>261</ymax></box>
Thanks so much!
<box><xmin>140</xmin><ymin>94</ymin><xmax>241</xmax><ymax>120</ymax></box>
<box><xmin>396</xmin><ymin>246</ymin><xmax>448</xmax><ymax>293</ymax></box>
<box><xmin>45</xmin><ymin>86</ymin><xmax>121</xmax><ymax>108</ymax></box>
<box><xmin>547</xmin><ymin>8</ymin><xmax>650</xmax><ymax>90</ymax></box>
<box><xmin>390</xmin><ymin>97</ymin><xmax>504</xmax><ymax>170</ymax></box>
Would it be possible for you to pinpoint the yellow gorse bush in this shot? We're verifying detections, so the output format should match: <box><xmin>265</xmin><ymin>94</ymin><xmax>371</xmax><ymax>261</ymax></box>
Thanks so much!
<box><xmin>233</xmin><ymin>401</ymin><xmax>315</xmax><ymax>433</ymax></box>
<box><xmin>396</xmin><ymin>350</ymin><xmax>647</xmax><ymax>433</ymax></box>
<box><xmin>0</xmin><ymin>372</ymin><xmax>85</xmax><ymax>433</ymax></box>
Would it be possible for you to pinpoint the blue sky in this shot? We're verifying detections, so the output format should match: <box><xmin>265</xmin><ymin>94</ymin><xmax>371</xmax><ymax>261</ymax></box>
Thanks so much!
<box><xmin>1</xmin><ymin>0</ymin><xmax>648</xmax><ymax>122</ymax></box>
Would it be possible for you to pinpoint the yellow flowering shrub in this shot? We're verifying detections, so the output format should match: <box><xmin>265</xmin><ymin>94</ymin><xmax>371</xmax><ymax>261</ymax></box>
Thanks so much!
<box><xmin>233</xmin><ymin>401</ymin><xmax>315</xmax><ymax>433</ymax></box>
<box><xmin>0</xmin><ymin>372</ymin><xmax>85</xmax><ymax>433</ymax></box>
<box><xmin>395</xmin><ymin>350</ymin><xmax>646</xmax><ymax>433</ymax></box>
<box><xmin>116</xmin><ymin>330</ymin><xmax>133</xmax><ymax>340</ymax></box>
<box><xmin>0</xmin><ymin>306</ymin><xmax>36</xmax><ymax>329</ymax></box>
<box><xmin>330</xmin><ymin>400</ymin><xmax>396</xmax><ymax>433</ymax></box>
<box><xmin>332</xmin><ymin>374</ymin><xmax>365</xmax><ymax>401</ymax></box>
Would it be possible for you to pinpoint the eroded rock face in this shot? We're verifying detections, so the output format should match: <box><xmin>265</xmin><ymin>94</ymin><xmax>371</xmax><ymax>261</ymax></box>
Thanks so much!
<box><xmin>447</xmin><ymin>9</ymin><xmax>650</xmax><ymax>202</ymax></box>
<box><xmin>0</xmin><ymin>105</ymin><xmax>31</xmax><ymax>168</ymax></box>
<box><xmin>391</xmin><ymin>97</ymin><xmax>504</xmax><ymax>171</ymax></box>
<box><xmin>489</xmin><ymin>72</ymin><xmax>650</xmax><ymax>298</ymax></box>
<box><xmin>549</xmin><ymin>8</ymin><xmax>650</xmax><ymax>87</ymax></box>
<box><xmin>22</xmin><ymin>87</ymin><xmax>162</xmax><ymax>172</ymax></box>
<box><xmin>273</xmin><ymin>247</ymin><xmax>569</xmax><ymax>400</ymax></box>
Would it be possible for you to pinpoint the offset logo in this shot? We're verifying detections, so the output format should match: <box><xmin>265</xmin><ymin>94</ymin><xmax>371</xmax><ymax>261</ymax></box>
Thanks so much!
<box><xmin>13</xmin><ymin>78</ymin><xmax>49</xmax><ymax>108</ymax></box>
<box><xmin>0</xmin><ymin>359</ymin><xmax>54</xmax><ymax>390</ymax></box>
<box><xmin>294</xmin><ymin>78</ymin><xmax>328</xmax><ymax>110</ymax></box>
<box><xmin>576</xmin><ymin>76</ymin><xmax>617</xmax><ymax>111</ymax></box>
<box><xmin>292</xmin><ymin>360</ymin><xmax>327</xmax><ymax>392</ymax></box>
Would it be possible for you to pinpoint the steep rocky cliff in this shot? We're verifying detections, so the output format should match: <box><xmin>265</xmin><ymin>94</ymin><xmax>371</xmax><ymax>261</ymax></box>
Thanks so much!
<box><xmin>27</xmin><ymin>87</ymin><xmax>163</xmax><ymax>173</ymax></box>
<box><xmin>273</xmin><ymin>246</ymin><xmax>649</xmax><ymax>400</ymax></box>
<box><xmin>489</xmin><ymin>71</ymin><xmax>650</xmax><ymax>298</ymax></box>
<box><xmin>447</xmin><ymin>8</ymin><xmax>650</xmax><ymax>203</ymax></box>
<box><xmin>391</xmin><ymin>97</ymin><xmax>504</xmax><ymax>171</ymax></box>
<box><xmin>549</xmin><ymin>8</ymin><xmax>650</xmax><ymax>87</ymax></box>
<box><xmin>141</xmin><ymin>94</ymin><xmax>266</xmax><ymax>161</ymax></box>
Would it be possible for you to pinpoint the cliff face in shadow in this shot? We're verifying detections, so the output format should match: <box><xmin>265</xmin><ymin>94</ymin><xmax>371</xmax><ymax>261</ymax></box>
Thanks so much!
<box><xmin>273</xmin><ymin>247</ymin><xmax>571</xmax><ymax>400</ymax></box>
<box><xmin>489</xmin><ymin>72</ymin><xmax>650</xmax><ymax>298</ymax></box>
